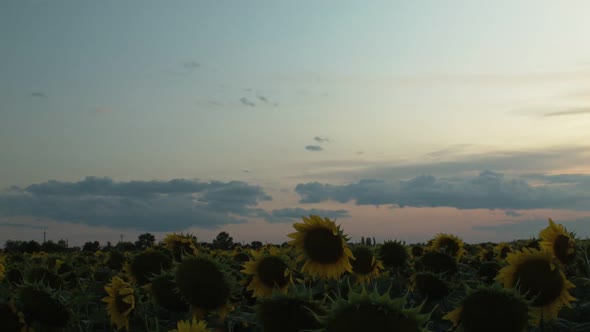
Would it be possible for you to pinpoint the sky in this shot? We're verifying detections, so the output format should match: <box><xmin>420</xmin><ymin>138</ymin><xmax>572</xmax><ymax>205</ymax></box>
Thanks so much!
<box><xmin>2</xmin><ymin>1</ymin><xmax>590</xmax><ymax>246</ymax></box>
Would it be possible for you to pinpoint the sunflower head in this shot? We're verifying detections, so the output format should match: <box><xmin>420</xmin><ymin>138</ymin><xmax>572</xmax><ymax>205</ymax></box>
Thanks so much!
<box><xmin>315</xmin><ymin>287</ymin><xmax>430</xmax><ymax>332</ymax></box>
<box><xmin>256</xmin><ymin>292</ymin><xmax>325</xmax><ymax>332</ymax></box>
<box><xmin>477</xmin><ymin>261</ymin><xmax>502</xmax><ymax>284</ymax></box>
<box><xmin>105</xmin><ymin>250</ymin><xmax>127</xmax><ymax>270</ymax></box>
<box><xmin>129</xmin><ymin>249</ymin><xmax>172</xmax><ymax>285</ymax></box>
<box><xmin>494</xmin><ymin>242</ymin><xmax>513</xmax><ymax>260</ymax></box>
<box><xmin>20</xmin><ymin>284</ymin><xmax>70</xmax><ymax>329</ymax></box>
<box><xmin>443</xmin><ymin>285</ymin><xmax>532</xmax><ymax>332</ymax></box>
<box><xmin>102</xmin><ymin>276</ymin><xmax>135</xmax><ymax>331</ymax></box>
<box><xmin>496</xmin><ymin>248</ymin><xmax>576</xmax><ymax>321</ymax></box>
<box><xmin>288</xmin><ymin>215</ymin><xmax>354</xmax><ymax>280</ymax></box>
<box><xmin>150</xmin><ymin>273</ymin><xmax>189</xmax><ymax>312</ymax></box>
<box><xmin>26</xmin><ymin>266</ymin><xmax>64</xmax><ymax>289</ymax></box>
<box><xmin>378</xmin><ymin>240</ymin><xmax>409</xmax><ymax>269</ymax></box>
<box><xmin>169</xmin><ymin>318</ymin><xmax>211</xmax><ymax>332</ymax></box>
<box><xmin>174</xmin><ymin>254</ymin><xmax>235</xmax><ymax>316</ymax></box>
<box><xmin>540</xmin><ymin>218</ymin><xmax>577</xmax><ymax>266</ymax></box>
<box><xmin>410</xmin><ymin>245</ymin><xmax>424</xmax><ymax>258</ymax></box>
<box><xmin>0</xmin><ymin>301</ymin><xmax>31</xmax><ymax>332</ymax></box>
<box><xmin>415</xmin><ymin>251</ymin><xmax>458</xmax><ymax>275</ymax></box>
<box><xmin>163</xmin><ymin>233</ymin><xmax>198</xmax><ymax>261</ymax></box>
<box><xmin>428</xmin><ymin>233</ymin><xmax>466</xmax><ymax>260</ymax></box>
<box><xmin>410</xmin><ymin>272</ymin><xmax>450</xmax><ymax>302</ymax></box>
<box><xmin>350</xmin><ymin>246</ymin><xmax>384</xmax><ymax>284</ymax></box>
<box><xmin>242</xmin><ymin>248</ymin><xmax>293</xmax><ymax>298</ymax></box>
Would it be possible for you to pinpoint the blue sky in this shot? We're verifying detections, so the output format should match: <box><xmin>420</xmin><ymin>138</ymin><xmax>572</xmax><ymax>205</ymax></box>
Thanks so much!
<box><xmin>2</xmin><ymin>1</ymin><xmax>590</xmax><ymax>245</ymax></box>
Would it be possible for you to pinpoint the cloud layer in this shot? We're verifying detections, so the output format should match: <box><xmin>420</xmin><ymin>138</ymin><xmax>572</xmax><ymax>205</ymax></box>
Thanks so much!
<box><xmin>295</xmin><ymin>171</ymin><xmax>590</xmax><ymax>210</ymax></box>
<box><xmin>0</xmin><ymin>177</ymin><xmax>272</xmax><ymax>231</ymax></box>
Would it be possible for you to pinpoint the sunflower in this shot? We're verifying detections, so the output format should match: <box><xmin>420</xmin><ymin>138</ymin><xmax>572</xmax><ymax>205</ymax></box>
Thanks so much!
<box><xmin>168</xmin><ymin>318</ymin><xmax>211</xmax><ymax>332</ymax></box>
<box><xmin>493</xmin><ymin>242</ymin><xmax>513</xmax><ymax>260</ymax></box>
<box><xmin>288</xmin><ymin>215</ymin><xmax>354</xmax><ymax>280</ymax></box>
<box><xmin>175</xmin><ymin>255</ymin><xmax>235</xmax><ymax>319</ymax></box>
<box><xmin>443</xmin><ymin>285</ymin><xmax>532</xmax><ymax>332</ymax></box>
<box><xmin>428</xmin><ymin>233</ymin><xmax>466</xmax><ymax>260</ymax></box>
<box><xmin>410</xmin><ymin>272</ymin><xmax>450</xmax><ymax>301</ymax></box>
<box><xmin>257</xmin><ymin>293</ymin><xmax>325</xmax><ymax>332</ymax></box>
<box><xmin>102</xmin><ymin>276</ymin><xmax>135</xmax><ymax>331</ymax></box>
<box><xmin>539</xmin><ymin>218</ymin><xmax>577</xmax><ymax>266</ymax></box>
<box><xmin>315</xmin><ymin>287</ymin><xmax>430</xmax><ymax>332</ymax></box>
<box><xmin>0</xmin><ymin>301</ymin><xmax>34</xmax><ymax>332</ymax></box>
<box><xmin>164</xmin><ymin>233</ymin><xmax>199</xmax><ymax>261</ymax></box>
<box><xmin>242</xmin><ymin>248</ymin><xmax>293</xmax><ymax>298</ymax></box>
<box><xmin>19</xmin><ymin>285</ymin><xmax>70</xmax><ymax>329</ymax></box>
<box><xmin>350</xmin><ymin>246</ymin><xmax>383</xmax><ymax>284</ymax></box>
<box><xmin>378</xmin><ymin>240</ymin><xmax>409</xmax><ymax>269</ymax></box>
<box><xmin>495</xmin><ymin>248</ymin><xmax>575</xmax><ymax>321</ymax></box>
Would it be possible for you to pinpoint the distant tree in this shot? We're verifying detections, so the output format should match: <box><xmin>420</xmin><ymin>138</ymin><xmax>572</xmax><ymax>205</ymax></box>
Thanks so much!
<box><xmin>115</xmin><ymin>241</ymin><xmax>136</xmax><ymax>251</ymax></box>
<box><xmin>23</xmin><ymin>240</ymin><xmax>42</xmax><ymax>253</ymax></box>
<box><xmin>135</xmin><ymin>233</ymin><xmax>156</xmax><ymax>250</ymax></box>
<box><xmin>212</xmin><ymin>231</ymin><xmax>234</xmax><ymax>250</ymax></box>
<box><xmin>42</xmin><ymin>240</ymin><xmax>67</xmax><ymax>253</ymax></box>
<box><xmin>83</xmin><ymin>241</ymin><xmax>101</xmax><ymax>252</ymax></box>
<box><xmin>250</xmin><ymin>241</ymin><xmax>263</xmax><ymax>250</ymax></box>
<box><xmin>4</xmin><ymin>240</ymin><xmax>24</xmax><ymax>253</ymax></box>
<box><xmin>361</xmin><ymin>236</ymin><xmax>365</xmax><ymax>245</ymax></box>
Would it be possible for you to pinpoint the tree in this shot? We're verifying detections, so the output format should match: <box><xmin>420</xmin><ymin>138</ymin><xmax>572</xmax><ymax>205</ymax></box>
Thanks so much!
<box><xmin>135</xmin><ymin>233</ymin><xmax>156</xmax><ymax>250</ymax></box>
<box><xmin>212</xmin><ymin>231</ymin><xmax>234</xmax><ymax>250</ymax></box>
<box><xmin>82</xmin><ymin>241</ymin><xmax>101</xmax><ymax>252</ymax></box>
<box><xmin>250</xmin><ymin>241</ymin><xmax>263</xmax><ymax>250</ymax></box>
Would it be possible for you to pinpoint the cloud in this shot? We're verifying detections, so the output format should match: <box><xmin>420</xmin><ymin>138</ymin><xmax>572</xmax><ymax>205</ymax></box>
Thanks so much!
<box><xmin>504</xmin><ymin>210</ymin><xmax>523</xmax><ymax>217</ymax></box>
<box><xmin>304</xmin><ymin>145</ymin><xmax>590</xmax><ymax>182</ymax></box>
<box><xmin>266</xmin><ymin>208</ymin><xmax>349</xmax><ymax>223</ymax></box>
<box><xmin>257</xmin><ymin>95</ymin><xmax>268</xmax><ymax>103</ymax></box>
<box><xmin>305</xmin><ymin>145</ymin><xmax>323</xmax><ymax>152</ymax></box>
<box><xmin>0</xmin><ymin>222</ymin><xmax>46</xmax><ymax>230</ymax></box>
<box><xmin>94</xmin><ymin>108</ymin><xmax>113</xmax><ymax>115</ymax></box>
<box><xmin>0</xmin><ymin>177</ymin><xmax>273</xmax><ymax>232</ymax></box>
<box><xmin>313</xmin><ymin>136</ymin><xmax>330</xmax><ymax>143</ymax></box>
<box><xmin>240</xmin><ymin>97</ymin><xmax>256</xmax><ymax>107</ymax></box>
<box><xmin>543</xmin><ymin>107</ymin><xmax>590</xmax><ymax>117</ymax></box>
<box><xmin>31</xmin><ymin>92</ymin><xmax>47</xmax><ymax>98</ymax></box>
<box><xmin>294</xmin><ymin>171</ymin><xmax>590</xmax><ymax>210</ymax></box>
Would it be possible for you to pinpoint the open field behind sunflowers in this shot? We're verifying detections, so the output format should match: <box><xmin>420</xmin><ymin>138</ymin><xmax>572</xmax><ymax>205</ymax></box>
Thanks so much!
<box><xmin>1</xmin><ymin>216</ymin><xmax>590</xmax><ymax>332</ymax></box>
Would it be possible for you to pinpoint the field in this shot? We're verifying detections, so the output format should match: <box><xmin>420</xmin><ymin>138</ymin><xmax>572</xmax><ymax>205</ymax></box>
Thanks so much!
<box><xmin>1</xmin><ymin>216</ymin><xmax>589</xmax><ymax>332</ymax></box>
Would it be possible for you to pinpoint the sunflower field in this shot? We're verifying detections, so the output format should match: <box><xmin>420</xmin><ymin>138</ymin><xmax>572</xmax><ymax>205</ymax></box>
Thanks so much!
<box><xmin>1</xmin><ymin>216</ymin><xmax>590</xmax><ymax>332</ymax></box>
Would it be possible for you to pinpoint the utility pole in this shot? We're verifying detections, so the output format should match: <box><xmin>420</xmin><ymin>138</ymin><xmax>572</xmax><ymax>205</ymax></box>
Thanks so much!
<box><xmin>43</xmin><ymin>228</ymin><xmax>46</xmax><ymax>243</ymax></box>
<box><xmin>120</xmin><ymin>234</ymin><xmax>124</xmax><ymax>244</ymax></box>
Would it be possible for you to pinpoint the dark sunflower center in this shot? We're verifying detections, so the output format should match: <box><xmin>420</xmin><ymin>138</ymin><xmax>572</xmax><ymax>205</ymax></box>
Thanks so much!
<box><xmin>461</xmin><ymin>290</ymin><xmax>529</xmax><ymax>332</ymax></box>
<box><xmin>437</xmin><ymin>238</ymin><xmax>460</xmax><ymax>257</ymax></box>
<box><xmin>482</xmin><ymin>249</ymin><xmax>495</xmax><ymax>261</ymax></box>
<box><xmin>325</xmin><ymin>303</ymin><xmax>422</xmax><ymax>332</ymax></box>
<box><xmin>414</xmin><ymin>273</ymin><xmax>449</xmax><ymax>300</ymax></box>
<box><xmin>257</xmin><ymin>256</ymin><xmax>289</xmax><ymax>288</ymax></box>
<box><xmin>115</xmin><ymin>294</ymin><xmax>133</xmax><ymax>315</ymax></box>
<box><xmin>303</xmin><ymin>227</ymin><xmax>344</xmax><ymax>264</ymax></box>
<box><xmin>351</xmin><ymin>247</ymin><xmax>376</xmax><ymax>275</ymax></box>
<box><xmin>514</xmin><ymin>258</ymin><xmax>564</xmax><ymax>306</ymax></box>
<box><xmin>553</xmin><ymin>235</ymin><xmax>575</xmax><ymax>264</ymax></box>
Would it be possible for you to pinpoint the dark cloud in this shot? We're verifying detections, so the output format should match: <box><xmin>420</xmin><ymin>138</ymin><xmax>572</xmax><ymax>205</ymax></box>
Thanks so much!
<box><xmin>0</xmin><ymin>222</ymin><xmax>46</xmax><ymax>230</ymax></box>
<box><xmin>474</xmin><ymin>217</ymin><xmax>590</xmax><ymax>238</ymax></box>
<box><xmin>294</xmin><ymin>171</ymin><xmax>590</xmax><ymax>210</ymax></box>
<box><xmin>313</xmin><ymin>136</ymin><xmax>330</xmax><ymax>143</ymax></box>
<box><xmin>0</xmin><ymin>177</ymin><xmax>272</xmax><ymax>232</ymax></box>
<box><xmin>257</xmin><ymin>95</ymin><xmax>268</xmax><ymax>103</ymax></box>
<box><xmin>266</xmin><ymin>208</ymin><xmax>349</xmax><ymax>223</ymax></box>
<box><xmin>504</xmin><ymin>210</ymin><xmax>523</xmax><ymax>217</ymax></box>
<box><xmin>543</xmin><ymin>107</ymin><xmax>590</xmax><ymax>117</ymax></box>
<box><xmin>31</xmin><ymin>92</ymin><xmax>47</xmax><ymax>98</ymax></box>
<box><xmin>240</xmin><ymin>97</ymin><xmax>256</xmax><ymax>107</ymax></box>
<box><xmin>305</xmin><ymin>145</ymin><xmax>323</xmax><ymax>152</ymax></box>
